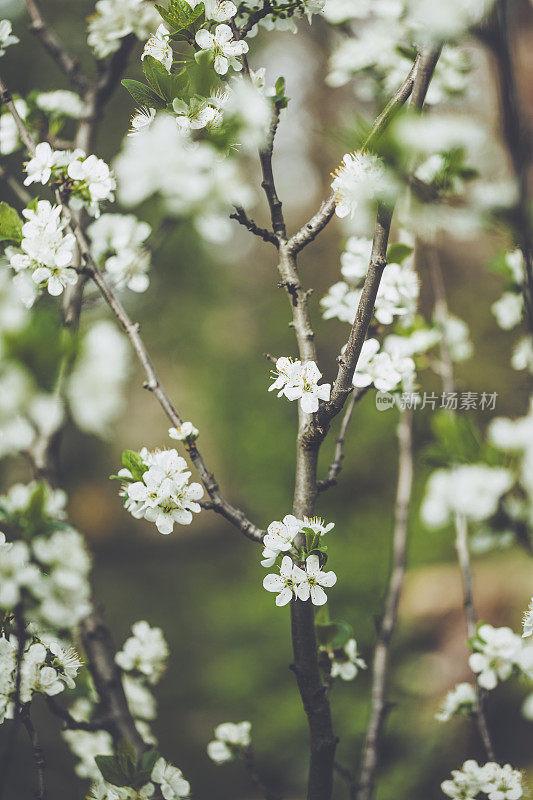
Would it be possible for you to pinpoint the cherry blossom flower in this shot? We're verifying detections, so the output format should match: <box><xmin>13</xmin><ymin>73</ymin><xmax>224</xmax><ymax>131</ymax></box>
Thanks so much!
<box><xmin>329</xmin><ymin>639</ymin><xmax>367</xmax><ymax>680</ymax></box>
<box><xmin>435</xmin><ymin>683</ymin><xmax>476</xmax><ymax>722</ymax></box>
<box><xmin>261</xmin><ymin>514</ymin><xmax>303</xmax><ymax>566</ymax></box>
<box><xmin>469</xmin><ymin>624</ymin><xmax>522</xmax><ymax>690</ymax></box>
<box><xmin>151</xmin><ymin>757</ymin><xmax>190</xmax><ymax>799</ymax></box>
<box><xmin>281</xmin><ymin>361</ymin><xmax>331</xmax><ymax>414</ymax></box>
<box><xmin>168</xmin><ymin>422</ymin><xmax>199</xmax><ymax>441</ymax></box>
<box><xmin>207</xmin><ymin>721</ymin><xmax>251</xmax><ymax>764</ymax></box>
<box><xmin>195</xmin><ymin>24</ymin><xmax>249</xmax><ymax>75</ymax></box>
<box><xmin>295</xmin><ymin>555</ymin><xmax>337</xmax><ymax>606</ymax></box>
<box><xmin>0</xmin><ymin>19</ymin><xmax>18</xmax><ymax>56</ymax></box>
<box><xmin>24</xmin><ymin>142</ymin><xmax>57</xmax><ymax>185</ymax></box>
<box><xmin>263</xmin><ymin>555</ymin><xmax>306</xmax><ymax>606</ymax></box>
<box><xmin>142</xmin><ymin>24</ymin><xmax>173</xmax><ymax>73</ymax></box>
<box><xmin>523</xmin><ymin>599</ymin><xmax>533</xmax><ymax>638</ymax></box>
<box><xmin>128</xmin><ymin>107</ymin><xmax>156</xmax><ymax>136</ymax></box>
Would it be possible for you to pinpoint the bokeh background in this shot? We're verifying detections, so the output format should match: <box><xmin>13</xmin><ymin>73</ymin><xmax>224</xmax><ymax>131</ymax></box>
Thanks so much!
<box><xmin>0</xmin><ymin>0</ymin><xmax>532</xmax><ymax>798</ymax></box>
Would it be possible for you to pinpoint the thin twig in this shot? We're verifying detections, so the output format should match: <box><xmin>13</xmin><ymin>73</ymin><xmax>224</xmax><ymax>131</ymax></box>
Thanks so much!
<box><xmin>243</xmin><ymin>747</ymin><xmax>281</xmax><ymax>800</ymax></box>
<box><xmin>0</xmin><ymin>165</ymin><xmax>33</xmax><ymax>206</ymax></box>
<box><xmin>481</xmin><ymin>0</ymin><xmax>533</xmax><ymax>334</ymax></box>
<box><xmin>356</xmin><ymin>410</ymin><xmax>414</xmax><ymax>800</ymax></box>
<box><xmin>230</xmin><ymin>206</ymin><xmax>278</xmax><ymax>246</ymax></box>
<box><xmin>317</xmin><ymin>388</ymin><xmax>369</xmax><ymax>492</ymax></box>
<box><xmin>21</xmin><ymin>709</ymin><xmax>47</xmax><ymax>800</ymax></box>
<box><xmin>45</xmin><ymin>697</ymin><xmax>112</xmax><ymax>733</ymax></box>
<box><xmin>23</xmin><ymin>0</ymin><xmax>89</xmax><ymax>93</ymax></box>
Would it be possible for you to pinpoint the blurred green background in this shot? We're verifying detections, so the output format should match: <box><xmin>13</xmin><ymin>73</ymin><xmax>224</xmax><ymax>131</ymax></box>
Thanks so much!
<box><xmin>0</xmin><ymin>1</ymin><xmax>532</xmax><ymax>798</ymax></box>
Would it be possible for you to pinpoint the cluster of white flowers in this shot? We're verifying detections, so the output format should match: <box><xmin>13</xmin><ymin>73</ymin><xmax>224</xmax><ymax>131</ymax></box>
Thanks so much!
<box><xmin>322</xmin><ymin>639</ymin><xmax>367</xmax><ymax>681</ymax></box>
<box><xmin>261</xmin><ymin>514</ymin><xmax>334</xmax><ymax>567</ymax></box>
<box><xmin>119</xmin><ymin>448</ymin><xmax>204</xmax><ymax>534</ymax></box>
<box><xmin>352</xmin><ymin>337</ymin><xmax>415</xmax><ymax>393</ymax></box>
<box><xmin>0</xmin><ymin>19</ymin><xmax>18</xmax><ymax>56</ymax></box>
<box><xmin>322</xmin><ymin>262</ymin><xmax>419</xmax><ymax>327</ymax></box>
<box><xmin>331</xmin><ymin>151</ymin><xmax>392</xmax><ymax>222</ymax></box>
<box><xmin>115</xmin><ymin>621</ymin><xmax>168</xmax><ymax>684</ymax></box>
<box><xmin>435</xmin><ymin>683</ymin><xmax>477</xmax><ymax>722</ymax></box>
<box><xmin>421</xmin><ymin>465</ymin><xmax>513</xmax><ymax>530</ymax></box>
<box><xmin>0</xmin><ymin>98</ymin><xmax>27</xmax><ymax>155</ymax></box>
<box><xmin>5</xmin><ymin>200</ymin><xmax>76</xmax><ymax>301</ymax></box>
<box><xmin>441</xmin><ymin>760</ymin><xmax>523</xmax><ymax>800</ymax></box>
<box><xmin>115</xmin><ymin>114</ymin><xmax>252</xmax><ymax>243</ymax></box>
<box><xmin>142</xmin><ymin>23</ymin><xmax>173</xmax><ymax>72</ymax></box>
<box><xmin>24</xmin><ymin>142</ymin><xmax>115</xmax><ymax>216</ymax></box>
<box><xmin>67</xmin><ymin>321</ymin><xmax>131</xmax><ymax>438</ymax></box>
<box><xmin>87</xmin><ymin>0</ymin><xmax>160</xmax><ymax>58</ymax></box>
<box><xmin>269</xmin><ymin>357</ymin><xmax>331</xmax><ymax>413</ymax></box>
<box><xmin>264</xmin><ymin>554</ymin><xmax>337</xmax><ymax>607</ymax></box>
<box><xmin>0</xmin><ymin>482</ymin><xmax>92</xmax><ymax>631</ymax></box>
<box><xmin>87</xmin><ymin>757</ymin><xmax>190</xmax><ymax>800</ymax></box>
<box><xmin>468</xmin><ymin>624</ymin><xmax>530</xmax><ymax>691</ymax></box>
<box><xmin>0</xmin><ymin>636</ymin><xmax>82</xmax><ymax>723</ymax></box>
<box><xmin>207</xmin><ymin>721</ymin><xmax>251</xmax><ymax>764</ymax></box>
<box><xmin>406</xmin><ymin>0</ymin><xmax>495</xmax><ymax>44</ymax></box>
<box><xmin>87</xmin><ymin>214</ymin><xmax>151</xmax><ymax>293</ymax></box>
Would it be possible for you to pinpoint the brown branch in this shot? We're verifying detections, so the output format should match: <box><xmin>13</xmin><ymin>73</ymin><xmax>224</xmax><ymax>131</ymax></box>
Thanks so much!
<box><xmin>238</xmin><ymin>1</ymin><xmax>275</xmax><ymax>38</ymax></box>
<box><xmin>79</xmin><ymin>606</ymin><xmax>148</xmax><ymax>758</ymax></box>
<box><xmin>230</xmin><ymin>206</ymin><xmax>278</xmax><ymax>246</ymax></box>
<box><xmin>481</xmin><ymin>0</ymin><xmax>533</xmax><ymax>334</ymax></box>
<box><xmin>427</xmin><ymin>247</ymin><xmax>496</xmax><ymax>762</ymax></box>
<box><xmin>21</xmin><ymin>709</ymin><xmax>47</xmax><ymax>800</ymax></box>
<box><xmin>259</xmin><ymin>105</ymin><xmax>286</xmax><ymax>240</ymax></box>
<box><xmin>23</xmin><ymin>0</ymin><xmax>89</xmax><ymax>93</ymax></box>
<box><xmin>356</xmin><ymin>410</ymin><xmax>414</xmax><ymax>800</ymax></box>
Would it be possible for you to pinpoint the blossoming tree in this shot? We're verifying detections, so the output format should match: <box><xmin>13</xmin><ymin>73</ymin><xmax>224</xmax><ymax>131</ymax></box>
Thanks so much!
<box><xmin>0</xmin><ymin>1</ymin><xmax>532</xmax><ymax>800</ymax></box>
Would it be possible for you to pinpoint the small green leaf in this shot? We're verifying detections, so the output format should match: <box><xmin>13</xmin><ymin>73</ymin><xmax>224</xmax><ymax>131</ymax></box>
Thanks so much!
<box><xmin>137</xmin><ymin>749</ymin><xmax>159</xmax><ymax>781</ymax></box>
<box><xmin>0</xmin><ymin>201</ymin><xmax>22</xmax><ymax>244</ymax></box>
<box><xmin>316</xmin><ymin>622</ymin><xmax>339</xmax><ymax>647</ymax></box>
<box><xmin>121</xmin><ymin>450</ymin><xmax>147</xmax><ymax>481</ymax></box>
<box><xmin>331</xmin><ymin>621</ymin><xmax>354</xmax><ymax>649</ymax></box>
<box><xmin>95</xmin><ymin>756</ymin><xmax>131</xmax><ymax>788</ymax></box>
<box><xmin>121</xmin><ymin>79</ymin><xmax>166</xmax><ymax>110</ymax></box>
<box><xmin>387</xmin><ymin>243</ymin><xmax>413</xmax><ymax>264</ymax></box>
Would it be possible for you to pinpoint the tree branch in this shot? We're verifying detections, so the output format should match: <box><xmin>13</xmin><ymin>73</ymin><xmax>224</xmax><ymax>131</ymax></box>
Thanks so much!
<box><xmin>316</xmin><ymin>388</ymin><xmax>369</xmax><ymax>492</ymax></box>
<box><xmin>79</xmin><ymin>606</ymin><xmax>148</xmax><ymax>758</ymax></box>
<box><xmin>23</xmin><ymin>0</ymin><xmax>89</xmax><ymax>93</ymax></box>
<box><xmin>259</xmin><ymin>105</ymin><xmax>286</xmax><ymax>240</ymax></box>
<box><xmin>356</xmin><ymin>410</ymin><xmax>414</xmax><ymax>800</ymax></box>
<box><xmin>45</xmin><ymin>697</ymin><xmax>112</xmax><ymax>733</ymax></box>
<box><xmin>21</xmin><ymin>709</ymin><xmax>47</xmax><ymax>800</ymax></box>
<box><xmin>480</xmin><ymin>0</ymin><xmax>533</xmax><ymax>334</ymax></box>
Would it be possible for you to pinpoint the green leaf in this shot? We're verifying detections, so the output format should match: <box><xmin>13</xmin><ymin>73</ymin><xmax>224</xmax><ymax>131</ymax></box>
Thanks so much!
<box><xmin>95</xmin><ymin>756</ymin><xmax>131</xmax><ymax>788</ymax></box>
<box><xmin>316</xmin><ymin>622</ymin><xmax>339</xmax><ymax>647</ymax></box>
<box><xmin>316</xmin><ymin>619</ymin><xmax>354</xmax><ymax>649</ymax></box>
<box><xmin>137</xmin><ymin>749</ymin><xmax>159</xmax><ymax>782</ymax></box>
<box><xmin>121</xmin><ymin>79</ymin><xmax>166</xmax><ymax>110</ymax></box>
<box><xmin>142</xmin><ymin>56</ymin><xmax>188</xmax><ymax>103</ymax></box>
<box><xmin>121</xmin><ymin>450</ymin><xmax>147</xmax><ymax>481</ymax></box>
<box><xmin>387</xmin><ymin>243</ymin><xmax>413</xmax><ymax>264</ymax></box>
<box><xmin>331</xmin><ymin>621</ymin><xmax>354</xmax><ymax>649</ymax></box>
<box><xmin>0</xmin><ymin>201</ymin><xmax>22</xmax><ymax>244</ymax></box>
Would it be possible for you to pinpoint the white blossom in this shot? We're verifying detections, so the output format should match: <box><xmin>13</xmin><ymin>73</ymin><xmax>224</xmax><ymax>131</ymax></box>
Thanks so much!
<box><xmin>207</xmin><ymin>721</ymin><xmax>251</xmax><ymax>763</ymax></box>
<box><xmin>67</xmin><ymin>153</ymin><xmax>116</xmax><ymax>212</ymax></box>
<box><xmin>263</xmin><ymin>554</ymin><xmax>306</xmax><ymax>606</ymax></box>
<box><xmin>87</xmin><ymin>214</ymin><xmax>151</xmax><ymax>292</ymax></box>
<box><xmin>151</xmin><ymin>758</ymin><xmax>190</xmax><ymax>799</ymax></box>
<box><xmin>63</xmin><ymin>728</ymin><xmax>113</xmax><ymax>779</ymax></box>
<box><xmin>24</xmin><ymin>142</ymin><xmax>59</xmax><ymax>186</ymax></box>
<box><xmin>0</xmin><ymin>99</ymin><xmax>27</xmax><ymax>155</ymax></box>
<box><xmin>469</xmin><ymin>624</ymin><xmax>522</xmax><ymax>690</ymax></box>
<box><xmin>261</xmin><ymin>514</ymin><xmax>303</xmax><ymax>566</ymax></box>
<box><xmin>352</xmin><ymin>338</ymin><xmax>415</xmax><ymax>393</ymax></box>
<box><xmin>0</xmin><ymin>19</ymin><xmax>18</xmax><ymax>56</ymax></box>
<box><xmin>295</xmin><ymin>554</ymin><xmax>337</xmax><ymax>606</ymax></box>
<box><xmin>492</xmin><ymin>292</ymin><xmax>523</xmax><ymax>330</ymax></box>
<box><xmin>331</xmin><ymin>150</ymin><xmax>390</xmax><ymax>219</ymax></box>
<box><xmin>129</xmin><ymin>107</ymin><xmax>156</xmax><ymax>136</ymax></box>
<box><xmin>435</xmin><ymin>683</ymin><xmax>477</xmax><ymax>722</ymax></box>
<box><xmin>142</xmin><ymin>24</ymin><xmax>173</xmax><ymax>72</ymax></box>
<box><xmin>340</xmin><ymin>237</ymin><xmax>373</xmax><ymax>282</ymax></box>
<box><xmin>0</xmin><ymin>532</ymin><xmax>40</xmax><ymax>609</ymax></box>
<box><xmin>168</xmin><ymin>422</ymin><xmax>199</xmax><ymax>442</ymax></box>
<box><xmin>115</xmin><ymin>620</ymin><xmax>168</xmax><ymax>684</ymax></box>
<box><xmin>35</xmin><ymin>91</ymin><xmax>84</xmax><ymax>118</ymax></box>
<box><xmin>87</xmin><ymin>0</ymin><xmax>160</xmax><ymax>58</ymax></box>
<box><xmin>195</xmin><ymin>24</ymin><xmax>248</xmax><ymax>75</ymax></box>
<box><xmin>442</xmin><ymin>760</ymin><xmax>523</xmax><ymax>800</ymax></box>
<box><xmin>329</xmin><ymin>639</ymin><xmax>366</xmax><ymax>681</ymax></box>
<box><xmin>186</xmin><ymin>0</ymin><xmax>237</xmax><ymax>21</ymax></box>
<box><xmin>269</xmin><ymin>358</ymin><xmax>331</xmax><ymax>413</ymax></box>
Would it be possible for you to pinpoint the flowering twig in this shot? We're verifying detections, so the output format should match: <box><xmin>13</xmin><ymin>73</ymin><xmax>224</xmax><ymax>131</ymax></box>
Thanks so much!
<box><xmin>356</xmin><ymin>409</ymin><xmax>414</xmax><ymax>800</ymax></box>
<box><xmin>45</xmin><ymin>697</ymin><xmax>112</xmax><ymax>733</ymax></box>
<box><xmin>23</xmin><ymin>0</ymin><xmax>89</xmax><ymax>93</ymax></box>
